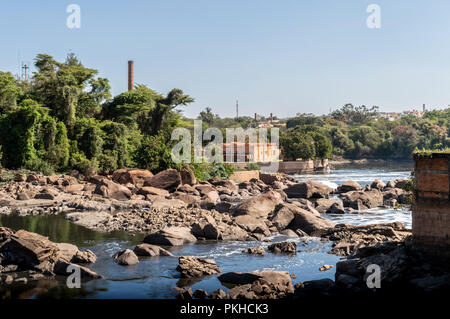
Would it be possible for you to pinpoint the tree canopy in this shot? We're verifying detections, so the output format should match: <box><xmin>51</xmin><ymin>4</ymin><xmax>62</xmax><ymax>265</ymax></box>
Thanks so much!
<box><xmin>0</xmin><ymin>53</ymin><xmax>193</xmax><ymax>175</ymax></box>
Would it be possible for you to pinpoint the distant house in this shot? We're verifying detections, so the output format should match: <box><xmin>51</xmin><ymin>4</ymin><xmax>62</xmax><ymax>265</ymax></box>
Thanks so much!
<box><xmin>401</xmin><ymin>109</ymin><xmax>425</xmax><ymax>118</ymax></box>
<box><xmin>377</xmin><ymin>112</ymin><xmax>399</xmax><ymax>121</ymax></box>
<box><xmin>222</xmin><ymin>142</ymin><xmax>280</xmax><ymax>163</ymax></box>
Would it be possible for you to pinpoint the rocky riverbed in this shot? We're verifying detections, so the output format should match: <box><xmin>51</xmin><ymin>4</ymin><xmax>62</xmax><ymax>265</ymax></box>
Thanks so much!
<box><xmin>2</xmin><ymin>167</ymin><xmax>447</xmax><ymax>298</ymax></box>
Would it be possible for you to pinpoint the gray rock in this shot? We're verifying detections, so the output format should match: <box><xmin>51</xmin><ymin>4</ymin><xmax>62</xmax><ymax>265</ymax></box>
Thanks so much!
<box><xmin>133</xmin><ymin>244</ymin><xmax>174</xmax><ymax>257</ymax></box>
<box><xmin>113</xmin><ymin>249</ymin><xmax>139</xmax><ymax>265</ymax></box>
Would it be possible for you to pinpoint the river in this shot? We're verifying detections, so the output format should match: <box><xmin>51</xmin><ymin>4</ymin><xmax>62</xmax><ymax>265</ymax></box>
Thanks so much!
<box><xmin>0</xmin><ymin>163</ymin><xmax>412</xmax><ymax>299</ymax></box>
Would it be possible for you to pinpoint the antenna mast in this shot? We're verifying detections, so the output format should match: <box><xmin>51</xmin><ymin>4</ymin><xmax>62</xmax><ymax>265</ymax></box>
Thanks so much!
<box><xmin>21</xmin><ymin>63</ymin><xmax>30</xmax><ymax>81</ymax></box>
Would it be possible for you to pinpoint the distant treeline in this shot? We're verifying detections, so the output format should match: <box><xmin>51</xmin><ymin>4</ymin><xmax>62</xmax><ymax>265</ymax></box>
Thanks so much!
<box><xmin>198</xmin><ymin>104</ymin><xmax>450</xmax><ymax>161</ymax></box>
<box><xmin>280</xmin><ymin>104</ymin><xmax>450</xmax><ymax>160</ymax></box>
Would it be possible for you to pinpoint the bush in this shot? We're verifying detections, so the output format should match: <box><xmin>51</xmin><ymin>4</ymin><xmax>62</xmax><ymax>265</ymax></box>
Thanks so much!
<box><xmin>77</xmin><ymin>158</ymin><xmax>98</xmax><ymax>176</ymax></box>
<box><xmin>190</xmin><ymin>162</ymin><xmax>235</xmax><ymax>181</ymax></box>
<box><xmin>245</xmin><ymin>163</ymin><xmax>260</xmax><ymax>170</ymax></box>
<box><xmin>209</xmin><ymin>163</ymin><xmax>235</xmax><ymax>179</ymax></box>
<box><xmin>97</xmin><ymin>152</ymin><xmax>118</xmax><ymax>174</ymax></box>
<box><xmin>24</xmin><ymin>157</ymin><xmax>54</xmax><ymax>176</ymax></box>
<box><xmin>133</xmin><ymin>135</ymin><xmax>176</xmax><ymax>173</ymax></box>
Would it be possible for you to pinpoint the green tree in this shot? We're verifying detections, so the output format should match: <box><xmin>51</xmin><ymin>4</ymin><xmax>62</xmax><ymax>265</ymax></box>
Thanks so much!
<box><xmin>0</xmin><ymin>71</ymin><xmax>22</xmax><ymax>113</ymax></box>
<box><xmin>310</xmin><ymin>132</ymin><xmax>332</xmax><ymax>159</ymax></box>
<box><xmin>280</xmin><ymin>131</ymin><xmax>316</xmax><ymax>160</ymax></box>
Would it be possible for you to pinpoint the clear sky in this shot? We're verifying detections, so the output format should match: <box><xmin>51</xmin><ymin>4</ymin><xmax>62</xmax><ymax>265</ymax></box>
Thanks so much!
<box><xmin>1</xmin><ymin>0</ymin><xmax>450</xmax><ymax>118</ymax></box>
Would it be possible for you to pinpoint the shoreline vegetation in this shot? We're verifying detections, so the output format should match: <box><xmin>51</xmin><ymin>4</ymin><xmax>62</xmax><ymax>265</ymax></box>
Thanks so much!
<box><xmin>1</xmin><ymin>53</ymin><xmax>449</xmax><ymax>179</ymax></box>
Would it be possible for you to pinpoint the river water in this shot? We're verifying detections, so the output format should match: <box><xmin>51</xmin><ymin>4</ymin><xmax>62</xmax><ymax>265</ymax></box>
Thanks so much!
<box><xmin>0</xmin><ymin>164</ymin><xmax>412</xmax><ymax>299</ymax></box>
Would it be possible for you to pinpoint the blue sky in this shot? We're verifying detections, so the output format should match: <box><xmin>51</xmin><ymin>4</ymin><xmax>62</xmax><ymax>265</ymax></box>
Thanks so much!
<box><xmin>1</xmin><ymin>0</ymin><xmax>450</xmax><ymax>118</ymax></box>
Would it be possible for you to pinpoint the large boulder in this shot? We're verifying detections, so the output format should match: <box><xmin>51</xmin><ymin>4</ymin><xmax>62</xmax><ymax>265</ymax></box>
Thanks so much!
<box><xmin>57</xmin><ymin>243</ymin><xmax>97</xmax><ymax>263</ymax></box>
<box><xmin>133</xmin><ymin>244</ymin><xmax>174</xmax><ymax>257</ymax></box>
<box><xmin>382</xmin><ymin>188</ymin><xmax>405</xmax><ymax>201</ymax></box>
<box><xmin>222</xmin><ymin>270</ymin><xmax>294</xmax><ymax>299</ymax></box>
<box><xmin>143</xmin><ymin>227</ymin><xmax>197</xmax><ymax>246</ymax></box>
<box><xmin>195</xmin><ymin>184</ymin><xmax>217</xmax><ymax>196</ymax></box>
<box><xmin>144</xmin><ymin>169</ymin><xmax>181</xmax><ymax>191</ymax></box>
<box><xmin>218</xmin><ymin>272</ymin><xmax>263</xmax><ymax>285</ymax></box>
<box><xmin>176</xmin><ymin>184</ymin><xmax>200</xmax><ymax>196</ymax></box>
<box><xmin>394</xmin><ymin>179</ymin><xmax>409</xmax><ymax>189</ymax></box>
<box><xmin>93</xmin><ymin>178</ymin><xmax>132</xmax><ymax>201</ymax></box>
<box><xmin>53</xmin><ymin>260</ymin><xmax>102</xmax><ymax>279</ymax></box>
<box><xmin>219</xmin><ymin>224</ymin><xmax>249</xmax><ymax>241</ymax></box>
<box><xmin>34</xmin><ymin>188</ymin><xmax>58</xmax><ymax>200</ymax></box>
<box><xmin>0</xmin><ymin>230</ymin><xmax>60</xmax><ymax>272</ymax></box>
<box><xmin>191</xmin><ymin>216</ymin><xmax>222</xmax><ymax>240</ymax></box>
<box><xmin>268</xmin><ymin>242</ymin><xmax>296</xmax><ymax>254</ymax></box>
<box><xmin>208</xmin><ymin>177</ymin><xmax>238</xmax><ymax>192</ymax></box>
<box><xmin>277</xmin><ymin>203</ymin><xmax>334</xmax><ymax>235</ymax></box>
<box><xmin>113</xmin><ymin>249</ymin><xmax>139</xmax><ymax>265</ymax></box>
<box><xmin>371</xmin><ymin>179</ymin><xmax>386</xmax><ymax>190</ymax></box>
<box><xmin>270</xmin><ymin>205</ymin><xmax>295</xmax><ymax>231</ymax></box>
<box><xmin>259</xmin><ymin>173</ymin><xmax>282</xmax><ymax>185</ymax></box>
<box><xmin>337</xmin><ymin>181</ymin><xmax>361</xmax><ymax>193</ymax></box>
<box><xmin>341</xmin><ymin>189</ymin><xmax>383</xmax><ymax>210</ymax></box>
<box><xmin>151</xmin><ymin>198</ymin><xmax>187</xmax><ymax>210</ymax></box>
<box><xmin>233</xmin><ymin>190</ymin><xmax>283</xmax><ymax>218</ymax></box>
<box><xmin>176</xmin><ymin>256</ymin><xmax>221</xmax><ymax>278</ymax></box>
<box><xmin>64</xmin><ymin>184</ymin><xmax>85</xmax><ymax>195</ymax></box>
<box><xmin>112</xmin><ymin>169</ymin><xmax>153</xmax><ymax>187</ymax></box>
<box><xmin>137</xmin><ymin>186</ymin><xmax>169</xmax><ymax>197</ymax></box>
<box><xmin>234</xmin><ymin>215</ymin><xmax>270</xmax><ymax>235</ymax></box>
<box><xmin>0</xmin><ymin>227</ymin><xmax>14</xmax><ymax>244</ymax></box>
<box><xmin>315</xmin><ymin>198</ymin><xmax>345</xmax><ymax>214</ymax></box>
<box><xmin>200</xmin><ymin>191</ymin><xmax>220</xmax><ymax>209</ymax></box>
<box><xmin>294</xmin><ymin>278</ymin><xmax>337</xmax><ymax>297</ymax></box>
<box><xmin>285</xmin><ymin>181</ymin><xmax>332</xmax><ymax>199</ymax></box>
<box><xmin>179</xmin><ymin>168</ymin><xmax>196</xmax><ymax>186</ymax></box>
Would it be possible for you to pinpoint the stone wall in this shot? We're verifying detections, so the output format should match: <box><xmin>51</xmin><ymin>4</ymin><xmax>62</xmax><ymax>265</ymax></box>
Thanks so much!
<box><xmin>413</xmin><ymin>153</ymin><xmax>450</xmax><ymax>255</ymax></box>
<box><xmin>278</xmin><ymin>159</ymin><xmax>328</xmax><ymax>174</ymax></box>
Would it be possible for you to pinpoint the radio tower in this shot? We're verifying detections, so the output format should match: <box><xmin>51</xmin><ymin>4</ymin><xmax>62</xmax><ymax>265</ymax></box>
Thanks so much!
<box><xmin>21</xmin><ymin>63</ymin><xmax>30</xmax><ymax>81</ymax></box>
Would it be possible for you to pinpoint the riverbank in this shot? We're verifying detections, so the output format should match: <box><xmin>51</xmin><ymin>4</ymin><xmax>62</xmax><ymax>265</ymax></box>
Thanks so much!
<box><xmin>329</xmin><ymin>157</ymin><xmax>413</xmax><ymax>169</ymax></box>
<box><xmin>0</xmin><ymin>166</ymin><xmax>430</xmax><ymax>298</ymax></box>
<box><xmin>0</xmin><ymin>168</ymin><xmax>412</xmax><ymax>234</ymax></box>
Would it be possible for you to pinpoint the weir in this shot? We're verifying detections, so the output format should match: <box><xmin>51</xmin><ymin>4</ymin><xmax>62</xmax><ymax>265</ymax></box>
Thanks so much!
<box><xmin>413</xmin><ymin>152</ymin><xmax>450</xmax><ymax>255</ymax></box>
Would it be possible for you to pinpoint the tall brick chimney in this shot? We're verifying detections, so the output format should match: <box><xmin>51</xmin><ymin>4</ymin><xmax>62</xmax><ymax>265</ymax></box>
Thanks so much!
<box><xmin>270</xmin><ymin>113</ymin><xmax>273</xmax><ymax>123</ymax></box>
<box><xmin>254</xmin><ymin>113</ymin><xmax>257</xmax><ymax>121</ymax></box>
<box><xmin>128</xmin><ymin>60</ymin><xmax>134</xmax><ymax>91</ymax></box>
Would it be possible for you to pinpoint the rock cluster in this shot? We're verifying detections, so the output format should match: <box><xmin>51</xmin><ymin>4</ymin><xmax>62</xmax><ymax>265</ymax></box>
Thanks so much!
<box><xmin>321</xmin><ymin>222</ymin><xmax>411</xmax><ymax>256</ymax></box>
<box><xmin>0</xmin><ymin>227</ymin><xmax>100</xmax><ymax>282</ymax></box>
<box><xmin>176</xmin><ymin>256</ymin><xmax>222</xmax><ymax>278</ymax></box>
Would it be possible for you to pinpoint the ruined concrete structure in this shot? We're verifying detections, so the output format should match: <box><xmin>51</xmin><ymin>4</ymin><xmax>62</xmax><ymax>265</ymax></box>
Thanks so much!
<box><xmin>413</xmin><ymin>153</ymin><xmax>450</xmax><ymax>254</ymax></box>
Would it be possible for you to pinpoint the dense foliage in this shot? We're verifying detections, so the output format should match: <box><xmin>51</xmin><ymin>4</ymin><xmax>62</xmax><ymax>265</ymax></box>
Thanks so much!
<box><xmin>2</xmin><ymin>53</ymin><xmax>448</xmax><ymax>178</ymax></box>
<box><xmin>282</xmin><ymin>105</ymin><xmax>450</xmax><ymax>160</ymax></box>
<box><xmin>0</xmin><ymin>54</ymin><xmax>193</xmax><ymax>175</ymax></box>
